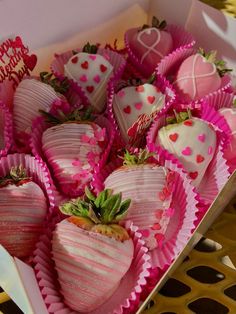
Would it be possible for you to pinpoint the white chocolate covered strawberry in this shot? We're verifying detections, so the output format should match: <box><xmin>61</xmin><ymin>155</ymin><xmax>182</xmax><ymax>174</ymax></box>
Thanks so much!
<box><xmin>104</xmin><ymin>149</ymin><xmax>174</xmax><ymax>250</ymax></box>
<box><xmin>157</xmin><ymin>112</ymin><xmax>217</xmax><ymax>186</ymax></box>
<box><xmin>13</xmin><ymin>74</ymin><xmax>69</xmax><ymax>150</ymax></box>
<box><xmin>174</xmin><ymin>49</ymin><xmax>232</xmax><ymax>101</ymax></box>
<box><xmin>52</xmin><ymin>188</ymin><xmax>133</xmax><ymax>313</ymax></box>
<box><xmin>0</xmin><ymin>166</ymin><xmax>47</xmax><ymax>257</ymax></box>
<box><xmin>126</xmin><ymin>17</ymin><xmax>173</xmax><ymax>76</ymax></box>
<box><xmin>113</xmin><ymin>81</ymin><xmax>165</xmax><ymax>143</ymax></box>
<box><xmin>64</xmin><ymin>43</ymin><xmax>113</xmax><ymax>113</ymax></box>
<box><xmin>219</xmin><ymin>105</ymin><xmax>236</xmax><ymax>163</ymax></box>
<box><xmin>41</xmin><ymin>108</ymin><xmax>106</xmax><ymax>196</ymax></box>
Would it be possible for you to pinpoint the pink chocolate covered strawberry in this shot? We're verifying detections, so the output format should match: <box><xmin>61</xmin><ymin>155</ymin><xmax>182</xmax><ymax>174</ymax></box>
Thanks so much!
<box><xmin>156</xmin><ymin>111</ymin><xmax>217</xmax><ymax>187</ymax></box>
<box><xmin>13</xmin><ymin>73</ymin><xmax>69</xmax><ymax>150</ymax></box>
<box><xmin>113</xmin><ymin>77</ymin><xmax>165</xmax><ymax>144</ymax></box>
<box><xmin>174</xmin><ymin>49</ymin><xmax>232</xmax><ymax>101</ymax></box>
<box><xmin>64</xmin><ymin>43</ymin><xmax>113</xmax><ymax>113</ymax></box>
<box><xmin>0</xmin><ymin>166</ymin><xmax>47</xmax><ymax>257</ymax></box>
<box><xmin>126</xmin><ymin>16</ymin><xmax>173</xmax><ymax>75</ymax></box>
<box><xmin>104</xmin><ymin>149</ymin><xmax>175</xmax><ymax>250</ymax></box>
<box><xmin>52</xmin><ymin>187</ymin><xmax>133</xmax><ymax>313</ymax></box>
<box><xmin>40</xmin><ymin>107</ymin><xmax>107</xmax><ymax>196</ymax></box>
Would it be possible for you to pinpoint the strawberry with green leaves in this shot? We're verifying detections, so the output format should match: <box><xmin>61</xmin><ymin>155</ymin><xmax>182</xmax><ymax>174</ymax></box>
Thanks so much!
<box><xmin>40</xmin><ymin>106</ymin><xmax>107</xmax><ymax>196</ymax></box>
<box><xmin>52</xmin><ymin>187</ymin><xmax>133</xmax><ymax>312</ymax></box>
<box><xmin>0</xmin><ymin>166</ymin><xmax>47</xmax><ymax>257</ymax></box>
<box><xmin>104</xmin><ymin>149</ymin><xmax>175</xmax><ymax>250</ymax></box>
<box><xmin>174</xmin><ymin>49</ymin><xmax>232</xmax><ymax>101</ymax></box>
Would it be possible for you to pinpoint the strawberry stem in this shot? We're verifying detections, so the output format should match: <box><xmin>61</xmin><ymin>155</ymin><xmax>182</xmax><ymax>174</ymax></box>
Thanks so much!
<box><xmin>140</xmin><ymin>16</ymin><xmax>167</xmax><ymax>31</ymax></box>
<box><xmin>82</xmin><ymin>42</ymin><xmax>98</xmax><ymax>54</ymax></box>
<box><xmin>121</xmin><ymin>149</ymin><xmax>154</xmax><ymax>166</ymax></box>
<box><xmin>0</xmin><ymin>166</ymin><xmax>31</xmax><ymax>188</ymax></box>
<box><xmin>166</xmin><ymin>110</ymin><xmax>191</xmax><ymax>125</ymax></box>
<box><xmin>40</xmin><ymin>72</ymin><xmax>70</xmax><ymax>94</ymax></box>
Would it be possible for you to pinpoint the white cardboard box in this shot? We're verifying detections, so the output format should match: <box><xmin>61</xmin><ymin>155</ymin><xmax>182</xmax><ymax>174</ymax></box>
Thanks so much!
<box><xmin>0</xmin><ymin>0</ymin><xmax>235</xmax><ymax>313</ymax></box>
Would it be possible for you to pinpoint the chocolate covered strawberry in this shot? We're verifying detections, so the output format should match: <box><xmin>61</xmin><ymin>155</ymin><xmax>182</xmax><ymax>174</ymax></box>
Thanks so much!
<box><xmin>174</xmin><ymin>49</ymin><xmax>232</xmax><ymax>101</ymax></box>
<box><xmin>113</xmin><ymin>77</ymin><xmax>165</xmax><ymax>144</ymax></box>
<box><xmin>0</xmin><ymin>166</ymin><xmax>47</xmax><ymax>257</ymax></box>
<box><xmin>64</xmin><ymin>43</ymin><xmax>113</xmax><ymax>112</ymax></box>
<box><xmin>13</xmin><ymin>73</ymin><xmax>69</xmax><ymax>150</ymax></box>
<box><xmin>52</xmin><ymin>187</ymin><xmax>133</xmax><ymax>312</ymax></box>
<box><xmin>156</xmin><ymin>111</ymin><xmax>217</xmax><ymax>186</ymax></box>
<box><xmin>104</xmin><ymin>149</ymin><xmax>175</xmax><ymax>250</ymax></box>
<box><xmin>40</xmin><ymin>107</ymin><xmax>106</xmax><ymax>196</ymax></box>
<box><xmin>126</xmin><ymin>16</ymin><xmax>173</xmax><ymax>75</ymax></box>
<box><xmin>219</xmin><ymin>104</ymin><xmax>236</xmax><ymax>163</ymax></box>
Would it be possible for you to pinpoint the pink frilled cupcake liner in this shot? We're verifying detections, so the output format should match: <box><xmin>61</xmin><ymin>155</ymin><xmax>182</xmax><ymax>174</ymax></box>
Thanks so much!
<box><xmin>33</xmin><ymin>214</ymin><xmax>151</xmax><ymax>314</ymax></box>
<box><xmin>125</xmin><ymin>24</ymin><xmax>195</xmax><ymax>78</ymax></box>
<box><xmin>202</xmin><ymin>90</ymin><xmax>235</xmax><ymax>111</ymax></box>
<box><xmin>51</xmin><ymin>48</ymin><xmax>126</xmax><ymax>109</ymax></box>
<box><xmin>156</xmin><ymin>47</ymin><xmax>232</xmax><ymax>103</ymax></box>
<box><xmin>147</xmin><ymin>102</ymin><xmax>231</xmax><ymax>205</ymax></box>
<box><xmin>0</xmin><ymin>101</ymin><xmax>13</xmax><ymax>157</ymax></box>
<box><xmin>91</xmin><ymin>146</ymin><xmax>198</xmax><ymax>271</ymax></box>
<box><xmin>106</xmin><ymin>74</ymin><xmax>176</xmax><ymax>149</ymax></box>
<box><xmin>30</xmin><ymin>114</ymin><xmax>115</xmax><ymax>198</ymax></box>
<box><xmin>0</xmin><ymin>153</ymin><xmax>55</xmax><ymax>210</ymax></box>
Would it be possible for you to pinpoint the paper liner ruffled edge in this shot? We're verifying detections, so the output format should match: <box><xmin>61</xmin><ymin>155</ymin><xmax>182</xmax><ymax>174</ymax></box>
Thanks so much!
<box><xmin>124</xmin><ymin>24</ymin><xmax>196</xmax><ymax>78</ymax></box>
<box><xmin>0</xmin><ymin>101</ymin><xmax>13</xmax><ymax>157</ymax></box>
<box><xmin>32</xmin><ymin>215</ymin><xmax>151</xmax><ymax>314</ymax></box>
<box><xmin>51</xmin><ymin>48</ymin><xmax>126</xmax><ymax>111</ymax></box>
<box><xmin>30</xmin><ymin>115</ymin><xmax>115</xmax><ymax>198</ymax></box>
<box><xmin>147</xmin><ymin>102</ymin><xmax>231</xmax><ymax>205</ymax></box>
<box><xmin>156</xmin><ymin>47</ymin><xmax>233</xmax><ymax>103</ymax></box>
<box><xmin>202</xmin><ymin>90</ymin><xmax>235</xmax><ymax>110</ymax></box>
<box><xmin>0</xmin><ymin>153</ymin><xmax>55</xmax><ymax>211</ymax></box>
<box><xmin>106</xmin><ymin>74</ymin><xmax>176</xmax><ymax>149</ymax></box>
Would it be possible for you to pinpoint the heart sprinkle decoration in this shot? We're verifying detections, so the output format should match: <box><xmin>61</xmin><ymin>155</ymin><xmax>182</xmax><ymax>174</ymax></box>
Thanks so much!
<box><xmin>208</xmin><ymin>146</ymin><xmax>213</xmax><ymax>155</ymax></box>
<box><xmin>182</xmin><ymin>146</ymin><xmax>192</xmax><ymax>156</ymax></box>
<box><xmin>117</xmin><ymin>90</ymin><xmax>125</xmax><ymax>98</ymax></box>
<box><xmin>198</xmin><ymin>133</ymin><xmax>206</xmax><ymax>142</ymax></box>
<box><xmin>184</xmin><ymin>120</ymin><xmax>193</xmax><ymax>126</ymax></box>
<box><xmin>93</xmin><ymin>75</ymin><xmax>101</xmax><ymax>83</ymax></box>
<box><xmin>81</xmin><ymin>61</ymin><xmax>89</xmax><ymax>69</ymax></box>
<box><xmin>135</xmin><ymin>85</ymin><xmax>144</xmax><ymax>92</ymax></box>
<box><xmin>71</xmin><ymin>56</ymin><xmax>78</xmax><ymax>64</ymax></box>
<box><xmin>196</xmin><ymin>154</ymin><xmax>205</xmax><ymax>163</ymax></box>
<box><xmin>147</xmin><ymin>96</ymin><xmax>155</xmax><ymax>104</ymax></box>
<box><xmin>123</xmin><ymin>106</ymin><xmax>131</xmax><ymax>114</ymax></box>
<box><xmin>100</xmin><ymin>64</ymin><xmax>107</xmax><ymax>72</ymax></box>
<box><xmin>79</xmin><ymin>74</ymin><xmax>88</xmax><ymax>82</ymax></box>
<box><xmin>89</xmin><ymin>55</ymin><xmax>97</xmax><ymax>60</ymax></box>
<box><xmin>169</xmin><ymin>133</ymin><xmax>178</xmax><ymax>142</ymax></box>
<box><xmin>189</xmin><ymin>171</ymin><xmax>198</xmax><ymax>180</ymax></box>
<box><xmin>86</xmin><ymin>85</ymin><xmax>94</xmax><ymax>93</ymax></box>
<box><xmin>134</xmin><ymin>102</ymin><xmax>143</xmax><ymax>110</ymax></box>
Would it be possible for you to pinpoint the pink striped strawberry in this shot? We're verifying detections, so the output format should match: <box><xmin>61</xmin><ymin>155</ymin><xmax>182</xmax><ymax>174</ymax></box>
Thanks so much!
<box><xmin>104</xmin><ymin>149</ymin><xmax>175</xmax><ymax>250</ymax></box>
<box><xmin>174</xmin><ymin>49</ymin><xmax>232</xmax><ymax>101</ymax></box>
<box><xmin>40</xmin><ymin>107</ymin><xmax>106</xmax><ymax>196</ymax></box>
<box><xmin>13</xmin><ymin>73</ymin><xmax>69</xmax><ymax>151</ymax></box>
<box><xmin>64</xmin><ymin>43</ymin><xmax>113</xmax><ymax>113</ymax></box>
<box><xmin>0</xmin><ymin>166</ymin><xmax>47</xmax><ymax>257</ymax></box>
<box><xmin>156</xmin><ymin>111</ymin><xmax>217</xmax><ymax>186</ymax></box>
<box><xmin>126</xmin><ymin>16</ymin><xmax>173</xmax><ymax>75</ymax></box>
<box><xmin>52</xmin><ymin>187</ymin><xmax>133</xmax><ymax>312</ymax></box>
<box><xmin>113</xmin><ymin>77</ymin><xmax>165</xmax><ymax>144</ymax></box>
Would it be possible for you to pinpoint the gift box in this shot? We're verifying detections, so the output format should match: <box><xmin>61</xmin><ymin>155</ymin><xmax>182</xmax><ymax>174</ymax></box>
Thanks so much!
<box><xmin>0</xmin><ymin>0</ymin><xmax>236</xmax><ymax>313</ymax></box>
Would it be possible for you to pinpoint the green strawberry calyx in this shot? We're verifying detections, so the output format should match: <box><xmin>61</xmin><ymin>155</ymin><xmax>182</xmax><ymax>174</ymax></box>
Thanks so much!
<box><xmin>39</xmin><ymin>107</ymin><xmax>94</xmax><ymax>126</ymax></box>
<box><xmin>40</xmin><ymin>71</ymin><xmax>70</xmax><ymax>94</ymax></box>
<box><xmin>165</xmin><ymin>109</ymin><xmax>192</xmax><ymax>130</ymax></box>
<box><xmin>121</xmin><ymin>149</ymin><xmax>154</xmax><ymax>166</ymax></box>
<box><xmin>60</xmin><ymin>187</ymin><xmax>131</xmax><ymax>242</ymax></box>
<box><xmin>198</xmin><ymin>48</ymin><xmax>232</xmax><ymax>77</ymax></box>
<box><xmin>140</xmin><ymin>16</ymin><xmax>167</xmax><ymax>31</ymax></box>
<box><xmin>0</xmin><ymin>166</ymin><xmax>32</xmax><ymax>188</ymax></box>
<box><xmin>82</xmin><ymin>42</ymin><xmax>99</xmax><ymax>54</ymax></box>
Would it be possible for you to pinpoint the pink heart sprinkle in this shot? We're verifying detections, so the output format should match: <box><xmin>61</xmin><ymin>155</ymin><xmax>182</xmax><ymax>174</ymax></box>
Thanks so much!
<box><xmin>117</xmin><ymin>90</ymin><xmax>125</xmax><ymax>98</ymax></box>
<box><xmin>208</xmin><ymin>146</ymin><xmax>213</xmax><ymax>155</ymax></box>
<box><xmin>89</xmin><ymin>55</ymin><xmax>96</xmax><ymax>60</ymax></box>
<box><xmin>135</xmin><ymin>102</ymin><xmax>143</xmax><ymax>110</ymax></box>
<box><xmin>198</xmin><ymin>134</ymin><xmax>206</xmax><ymax>142</ymax></box>
<box><xmin>79</xmin><ymin>74</ymin><xmax>87</xmax><ymax>82</ymax></box>
<box><xmin>182</xmin><ymin>146</ymin><xmax>192</xmax><ymax>156</ymax></box>
<box><xmin>81</xmin><ymin>134</ymin><xmax>90</xmax><ymax>143</ymax></box>
<box><xmin>155</xmin><ymin>210</ymin><xmax>163</xmax><ymax>220</ymax></box>
<box><xmin>140</xmin><ymin>229</ymin><xmax>150</xmax><ymax>238</ymax></box>
<box><xmin>165</xmin><ymin>207</ymin><xmax>175</xmax><ymax>217</ymax></box>
<box><xmin>93</xmin><ymin>75</ymin><xmax>101</xmax><ymax>84</ymax></box>
<box><xmin>89</xmin><ymin>137</ymin><xmax>97</xmax><ymax>145</ymax></box>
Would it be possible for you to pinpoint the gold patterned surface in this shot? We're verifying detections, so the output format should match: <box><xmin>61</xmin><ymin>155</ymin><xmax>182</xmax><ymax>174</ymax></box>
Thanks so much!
<box><xmin>142</xmin><ymin>202</ymin><xmax>236</xmax><ymax>314</ymax></box>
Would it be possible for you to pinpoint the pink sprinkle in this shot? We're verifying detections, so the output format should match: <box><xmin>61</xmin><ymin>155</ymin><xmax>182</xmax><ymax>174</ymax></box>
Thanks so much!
<box><xmin>81</xmin><ymin>134</ymin><xmax>90</xmax><ymax>143</ymax></box>
<box><xmin>89</xmin><ymin>137</ymin><xmax>97</xmax><ymax>145</ymax></box>
<box><xmin>155</xmin><ymin>210</ymin><xmax>163</xmax><ymax>220</ymax></box>
<box><xmin>72</xmin><ymin>159</ymin><xmax>81</xmax><ymax>167</ymax></box>
<box><xmin>89</xmin><ymin>55</ymin><xmax>96</xmax><ymax>61</ymax></box>
<box><xmin>93</xmin><ymin>75</ymin><xmax>101</xmax><ymax>84</ymax></box>
<box><xmin>139</xmin><ymin>229</ymin><xmax>150</xmax><ymax>238</ymax></box>
<box><xmin>117</xmin><ymin>90</ymin><xmax>125</xmax><ymax>98</ymax></box>
<box><xmin>198</xmin><ymin>133</ymin><xmax>206</xmax><ymax>143</ymax></box>
<box><xmin>79</xmin><ymin>74</ymin><xmax>88</xmax><ymax>82</ymax></box>
<box><xmin>165</xmin><ymin>207</ymin><xmax>175</xmax><ymax>217</ymax></box>
<box><xmin>151</xmin><ymin>223</ymin><xmax>161</xmax><ymax>231</ymax></box>
<box><xmin>208</xmin><ymin>146</ymin><xmax>213</xmax><ymax>155</ymax></box>
<box><xmin>182</xmin><ymin>146</ymin><xmax>192</xmax><ymax>156</ymax></box>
